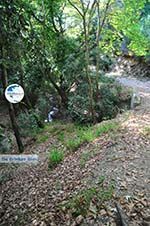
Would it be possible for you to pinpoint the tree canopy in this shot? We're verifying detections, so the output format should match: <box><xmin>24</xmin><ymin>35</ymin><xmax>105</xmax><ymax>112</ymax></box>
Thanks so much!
<box><xmin>0</xmin><ymin>0</ymin><xmax>149</xmax><ymax>151</ymax></box>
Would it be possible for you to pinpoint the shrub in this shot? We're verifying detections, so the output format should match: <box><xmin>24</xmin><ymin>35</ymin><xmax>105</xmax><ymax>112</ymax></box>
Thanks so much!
<box><xmin>91</xmin><ymin>52</ymin><xmax>114</xmax><ymax>71</ymax></box>
<box><xmin>48</xmin><ymin>148</ymin><xmax>64</xmax><ymax>169</ymax></box>
<box><xmin>63</xmin><ymin>180</ymin><xmax>114</xmax><ymax>217</ymax></box>
<box><xmin>68</xmin><ymin>77</ymin><xmax>130</xmax><ymax>123</ymax></box>
<box><xmin>68</xmin><ymin>94</ymin><xmax>92</xmax><ymax>124</ymax></box>
<box><xmin>35</xmin><ymin>95</ymin><xmax>49</xmax><ymax>119</ymax></box>
<box><xmin>99</xmin><ymin>74</ymin><xmax>115</xmax><ymax>84</ymax></box>
<box><xmin>95</xmin><ymin>83</ymin><xmax>121</xmax><ymax>121</ymax></box>
<box><xmin>17</xmin><ymin>110</ymin><xmax>41</xmax><ymax>137</ymax></box>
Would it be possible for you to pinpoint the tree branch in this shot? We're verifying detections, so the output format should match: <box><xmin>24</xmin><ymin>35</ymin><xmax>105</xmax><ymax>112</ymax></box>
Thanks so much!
<box><xmin>98</xmin><ymin>0</ymin><xmax>111</xmax><ymax>37</ymax></box>
<box><xmin>68</xmin><ymin>0</ymin><xmax>84</xmax><ymax>18</ymax></box>
<box><xmin>115</xmin><ymin>202</ymin><xmax>129</xmax><ymax>226</ymax></box>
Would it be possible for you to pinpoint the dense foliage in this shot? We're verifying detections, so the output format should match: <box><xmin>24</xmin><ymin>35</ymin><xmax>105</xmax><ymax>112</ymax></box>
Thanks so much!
<box><xmin>0</xmin><ymin>0</ymin><xmax>149</xmax><ymax>151</ymax></box>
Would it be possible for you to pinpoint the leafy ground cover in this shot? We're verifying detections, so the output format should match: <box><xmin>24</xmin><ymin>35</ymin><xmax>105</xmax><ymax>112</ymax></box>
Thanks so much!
<box><xmin>36</xmin><ymin>120</ymin><xmax>119</xmax><ymax>152</ymax></box>
<box><xmin>0</xmin><ymin>77</ymin><xmax>150</xmax><ymax>226</ymax></box>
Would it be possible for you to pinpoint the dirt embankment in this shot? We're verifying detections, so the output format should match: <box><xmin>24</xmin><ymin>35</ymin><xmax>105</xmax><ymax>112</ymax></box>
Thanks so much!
<box><xmin>0</xmin><ymin>75</ymin><xmax>150</xmax><ymax>226</ymax></box>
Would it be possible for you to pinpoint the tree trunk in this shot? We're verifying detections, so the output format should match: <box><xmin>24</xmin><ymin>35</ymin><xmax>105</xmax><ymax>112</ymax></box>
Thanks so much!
<box><xmin>48</xmin><ymin>73</ymin><xmax>68</xmax><ymax>108</ymax></box>
<box><xmin>95</xmin><ymin>0</ymin><xmax>111</xmax><ymax>100</ymax></box>
<box><xmin>95</xmin><ymin>0</ymin><xmax>101</xmax><ymax>97</ymax></box>
<box><xmin>1</xmin><ymin>46</ymin><xmax>24</xmax><ymax>153</ymax></box>
<box><xmin>8</xmin><ymin>103</ymin><xmax>24</xmax><ymax>152</ymax></box>
<box><xmin>82</xmin><ymin>12</ymin><xmax>96</xmax><ymax>123</ymax></box>
<box><xmin>68</xmin><ymin>0</ymin><xmax>96</xmax><ymax>122</ymax></box>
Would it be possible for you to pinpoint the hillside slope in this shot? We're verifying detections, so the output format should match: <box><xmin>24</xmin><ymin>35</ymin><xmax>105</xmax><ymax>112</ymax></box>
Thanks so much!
<box><xmin>0</xmin><ymin>76</ymin><xmax>150</xmax><ymax>226</ymax></box>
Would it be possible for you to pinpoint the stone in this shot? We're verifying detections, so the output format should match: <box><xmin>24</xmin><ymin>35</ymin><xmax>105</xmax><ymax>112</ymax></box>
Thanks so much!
<box><xmin>130</xmin><ymin>92</ymin><xmax>141</xmax><ymax>109</ymax></box>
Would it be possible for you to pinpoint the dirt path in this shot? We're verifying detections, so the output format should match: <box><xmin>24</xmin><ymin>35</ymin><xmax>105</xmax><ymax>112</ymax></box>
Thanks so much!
<box><xmin>87</xmin><ymin>75</ymin><xmax>150</xmax><ymax>225</ymax></box>
<box><xmin>116</xmin><ymin>77</ymin><xmax>150</xmax><ymax>93</ymax></box>
<box><xmin>0</xmin><ymin>76</ymin><xmax>150</xmax><ymax>226</ymax></box>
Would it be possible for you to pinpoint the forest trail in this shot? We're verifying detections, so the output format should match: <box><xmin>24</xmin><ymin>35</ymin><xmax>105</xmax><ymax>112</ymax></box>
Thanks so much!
<box><xmin>0</xmin><ymin>75</ymin><xmax>150</xmax><ymax>226</ymax></box>
<box><xmin>113</xmin><ymin>75</ymin><xmax>150</xmax><ymax>133</ymax></box>
<box><xmin>1</xmin><ymin>0</ymin><xmax>149</xmax><ymax>224</ymax></box>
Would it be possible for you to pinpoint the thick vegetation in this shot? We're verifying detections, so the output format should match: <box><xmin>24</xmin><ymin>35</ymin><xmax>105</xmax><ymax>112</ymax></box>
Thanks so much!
<box><xmin>0</xmin><ymin>0</ymin><xmax>149</xmax><ymax>152</ymax></box>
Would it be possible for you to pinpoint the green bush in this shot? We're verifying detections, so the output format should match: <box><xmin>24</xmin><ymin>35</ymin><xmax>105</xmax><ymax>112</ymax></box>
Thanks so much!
<box><xmin>17</xmin><ymin>111</ymin><xmax>41</xmax><ymax>137</ymax></box>
<box><xmin>35</xmin><ymin>95</ymin><xmax>49</xmax><ymax>119</ymax></box>
<box><xmin>48</xmin><ymin>148</ymin><xmax>64</xmax><ymax>169</ymax></box>
<box><xmin>99</xmin><ymin>75</ymin><xmax>115</xmax><ymax>84</ymax></box>
<box><xmin>91</xmin><ymin>51</ymin><xmax>114</xmax><ymax>71</ymax></box>
<box><xmin>68</xmin><ymin>94</ymin><xmax>92</xmax><ymax>124</ymax></box>
<box><xmin>96</xmin><ymin>83</ymin><xmax>121</xmax><ymax>121</ymax></box>
<box><xmin>68</xmin><ymin>78</ymin><xmax>130</xmax><ymax>123</ymax></box>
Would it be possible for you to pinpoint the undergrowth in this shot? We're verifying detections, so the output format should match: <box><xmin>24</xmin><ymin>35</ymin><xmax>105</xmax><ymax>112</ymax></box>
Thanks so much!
<box><xmin>61</xmin><ymin>177</ymin><xmax>115</xmax><ymax>217</ymax></box>
<box><xmin>35</xmin><ymin>120</ymin><xmax>120</xmax><ymax>170</ymax></box>
<box><xmin>36</xmin><ymin>134</ymin><xmax>49</xmax><ymax>143</ymax></box>
<box><xmin>62</xmin><ymin>121</ymin><xmax>119</xmax><ymax>152</ymax></box>
<box><xmin>48</xmin><ymin>148</ymin><xmax>64</xmax><ymax>169</ymax></box>
<box><xmin>36</xmin><ymin>120</ymin><xmax>119</xmax><ymax>153</ymax></box>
